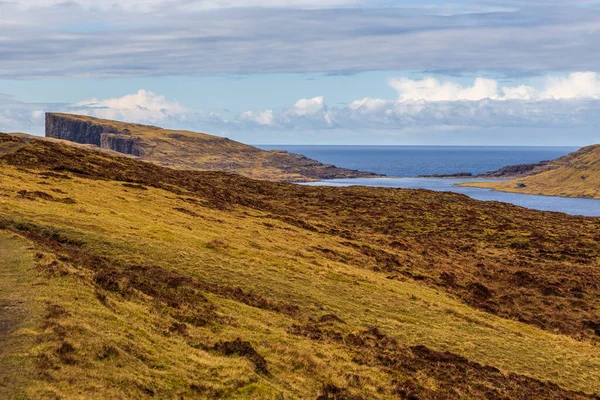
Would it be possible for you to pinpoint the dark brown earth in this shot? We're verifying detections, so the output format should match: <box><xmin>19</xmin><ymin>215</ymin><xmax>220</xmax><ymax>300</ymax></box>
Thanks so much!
<box><xmin>295</xmin><ymin>321</ymin><xmax>598</xmax><ymax>399</ymax></box>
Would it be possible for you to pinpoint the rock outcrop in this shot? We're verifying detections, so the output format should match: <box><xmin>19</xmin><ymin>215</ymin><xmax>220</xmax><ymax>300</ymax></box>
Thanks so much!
<box><xmin>418</xmin><ymin>172</ymin><xmax>473</xmax><ymax>178</ymax></box>
<box><xmin>477</xmin><ymin>160</ymin><xmax>552</xmax><ymax>178</ymax></box>
<box><xmin>46</xmin><ymin>113</ymin><xmax>146</xmax><ymax>156</ymax></box>
<box><xmin>416</xmin><ymin>162</ymin><xmax>552</xmax><ymax>179</ymax></box>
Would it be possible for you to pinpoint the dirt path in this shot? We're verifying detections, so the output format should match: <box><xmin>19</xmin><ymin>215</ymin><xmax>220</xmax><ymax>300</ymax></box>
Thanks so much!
<box><xmin>0</xmin><ymin>230</ymin><xmax>38</xmax><ymax>397</ymax></box>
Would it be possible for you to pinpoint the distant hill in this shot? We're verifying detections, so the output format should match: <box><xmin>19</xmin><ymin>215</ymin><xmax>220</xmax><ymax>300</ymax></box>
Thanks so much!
<box><xmin>462</xmin><ymin>144</ymin><xmax>600</xmax><ymax>199</ymax></box>
<box><xmin>45</xmin><ymin>113</ymin><xmax>379</xmax><ymax>182</ymax></box>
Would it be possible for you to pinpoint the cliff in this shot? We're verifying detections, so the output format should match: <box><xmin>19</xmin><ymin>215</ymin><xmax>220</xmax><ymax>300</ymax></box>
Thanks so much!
<box><xmin>44</xmin><ymin>113</ymin><xmax>379</xmax><ymax>182</ymax></box>
<box><xmin>46</xmin><ymin>113</ymin><xmax>146</xmax><ymax>156</ymax></box>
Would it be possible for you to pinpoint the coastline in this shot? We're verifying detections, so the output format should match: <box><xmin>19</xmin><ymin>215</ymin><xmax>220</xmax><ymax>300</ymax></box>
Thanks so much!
<box><xmin>300</xmin><ymin>177</ymin><xmax>600</xmax><ymax>216</ymax></box>
<box><xmin>457</xmin><ymin>180</ymin><xmax>600</xmax><ymax>200</ymax></box>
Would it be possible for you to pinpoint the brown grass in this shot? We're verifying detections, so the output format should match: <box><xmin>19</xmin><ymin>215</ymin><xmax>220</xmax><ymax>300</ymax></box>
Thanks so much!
<box><xmin>1</xmin><ymin>134</ymin><xmax>600</xmax><ymax>398</ymax></box>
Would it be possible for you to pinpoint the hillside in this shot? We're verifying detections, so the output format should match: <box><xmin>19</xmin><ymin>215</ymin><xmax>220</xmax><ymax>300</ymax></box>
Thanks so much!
<box><xmin>461</xmin><ymin>144</ymin><xmax>600</xmax><ymax>198</ymax></box>
<box><xmin>45</xmin><ymin>113</ymin><xmax>378</xmax><ymax>182</ymax></box>
<box><xmin>1</xmin><ymin>132</ymin><xmax>600</xmax><ymax>398</ymax></box>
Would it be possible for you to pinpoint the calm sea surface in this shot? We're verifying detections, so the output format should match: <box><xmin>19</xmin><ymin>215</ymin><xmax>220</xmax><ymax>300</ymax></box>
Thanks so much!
<box><xmin>259</xmin><ymin>145</ymin><xmax>600</xmax><ymax>217</ymax></box>
<box><xmin>259</xmin><ymin>145</ymin><xmax>576</xmax><ymax>177</ymax></box>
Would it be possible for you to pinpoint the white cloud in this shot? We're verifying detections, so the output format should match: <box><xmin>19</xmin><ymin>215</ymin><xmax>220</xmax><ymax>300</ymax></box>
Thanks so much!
<box><xmin>289</xmin><ymin>96</ymin><xmax>325</xmax><ymax>116</ymax></box>
<box><xmin>240</xmin><ymin>109</ymin><xmax>275</xmax><ymax>126</ymax></box>
<box><xmin>349</xmin><ymin>97</ymin><xmax>392</xmax><ymax>112</ymax></box>
<box><xmin>542</xmin><ymin>72</ymin><xmax>600</xmax><ymax>100</ymax></box>
<box><xmin>389</xmin><ymin>77</ymin><xmax>500</xmax><ymax>102</ymax></box>
<box><xmin>234</xmin><ymin>73</ymin><xmax>600</xmax><ymax>133</ymax></box>
<box><xmin>74</xmin><ymin>89</ymin><xmax>186</xmax><ymax>122</ymax></box>
<box><xmin>0</xmin><ymin>94</ymin><xmax>64</xmax><ymax>134</ymax></box>
<box><xmin>4</xmin><ymin>73</ymin><xmax>600</xmax><ymax>142</ymax></box>
<box><xmin>389</xmin><ymin>73</ymin><xmax>600</xmax><ymax>103</ymax></box>
<box><xmin>501</xmin><ymin>85</ymin><xmax>538</xmax><ymax>100</ymax></box>
<box><xmin>31</xmin><ymin>109</ymin><xmax>45</xmax><ymax>121</ymax></box>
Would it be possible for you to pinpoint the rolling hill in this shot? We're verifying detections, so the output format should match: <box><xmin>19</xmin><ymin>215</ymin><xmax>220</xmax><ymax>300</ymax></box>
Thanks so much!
<box><xmin>1</xmin><ymin>132</ymin><xmax>600</xmax><ymax>398</ymax></box>
<box><xmin>45</xmin><ymin>113</ymin><xmax>378</xmax><ymax>182</ymax></box>
<box><xmin>462</xmin><ymin>144</ymin><xmax>600</xmax><ymax>199</ymax></box>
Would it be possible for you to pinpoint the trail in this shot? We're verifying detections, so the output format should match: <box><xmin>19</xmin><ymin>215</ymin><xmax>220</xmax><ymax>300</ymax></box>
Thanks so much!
<box><xmin>0</xmin><ymin>231</ymin><xmax>37</xmax><ymax>397</ymax></box>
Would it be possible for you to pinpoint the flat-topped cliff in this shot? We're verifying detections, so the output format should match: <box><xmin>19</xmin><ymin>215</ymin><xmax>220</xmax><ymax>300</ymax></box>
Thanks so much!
<box><xmin>45</xmin><ymin>113</ymin><xmax>379</xmax><ymax>182</ymax></box>
<box><xmin>46</xmin><ymin>113</ymin><xmax>146</xmax><ymax>156</ymax></box>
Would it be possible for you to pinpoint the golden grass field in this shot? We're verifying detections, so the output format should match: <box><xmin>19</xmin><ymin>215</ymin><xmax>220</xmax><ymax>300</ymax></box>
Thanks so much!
<box><xmin>1</xmin><ymin>133</ymin><xmax>600</xmax><ymax>399</ymax></box>
<box><xmin>461</xmin><ymin>144</ymin><xmax>600</xmax><ymax>199</ymax></box>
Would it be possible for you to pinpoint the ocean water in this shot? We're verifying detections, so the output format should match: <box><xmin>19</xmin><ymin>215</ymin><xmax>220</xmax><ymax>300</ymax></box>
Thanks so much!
<box><xmin>258</xmin><ymin>145</ymin><xmax>600</xmax><ymax>217</ymax></box>
<box><xmin>259</xmin><ymin>145</ymin><xmax>577</xmax><ymax>177</ymax></box>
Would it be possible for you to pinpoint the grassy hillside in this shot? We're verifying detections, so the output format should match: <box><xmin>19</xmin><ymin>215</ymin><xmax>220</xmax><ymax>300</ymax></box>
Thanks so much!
<box><xmin>462</xmin><ymin>144</ymin><xmax>600</xmax><ymax>199</ymax></box>
<box><xmin>1</xmin><ymin>133</ymin><xmax>600</xmax><ymax>398</ymax></box>
<box><xmin>45</xmin><ymin>113</ymin><xmax>378</xmax><ymax>182</ymax></box>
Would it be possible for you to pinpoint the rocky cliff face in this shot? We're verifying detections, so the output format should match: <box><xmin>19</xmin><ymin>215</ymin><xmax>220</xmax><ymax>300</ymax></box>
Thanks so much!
<box><xmin>45</xmin><ymin>113</ymin><xmax>145</xmax><ymax>156</ymax></box>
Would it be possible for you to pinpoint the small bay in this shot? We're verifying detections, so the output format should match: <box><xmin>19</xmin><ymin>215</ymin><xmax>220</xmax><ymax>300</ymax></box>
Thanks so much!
<box><xmin>259</xmin><ymin>145</ymin><xmax>600</xmax><ymax>217</ymax></box>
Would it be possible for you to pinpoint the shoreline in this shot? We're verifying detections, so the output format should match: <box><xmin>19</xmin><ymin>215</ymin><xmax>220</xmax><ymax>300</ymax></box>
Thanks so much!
<box><xmin>457</xmin><ymin>180</ymin><xmax>600</xmax><ymax>201</ymax></box>
<box><xmin>300</xmin><ymin>176</ymin><xmax>600</xmax><ymax>216</ymax></box>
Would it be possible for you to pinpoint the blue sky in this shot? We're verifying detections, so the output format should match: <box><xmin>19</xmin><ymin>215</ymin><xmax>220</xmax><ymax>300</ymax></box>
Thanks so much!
<box><xmin>2</xmin><ymin>1</ymin><xmax>600</xmax><ymax>145</ymax></box>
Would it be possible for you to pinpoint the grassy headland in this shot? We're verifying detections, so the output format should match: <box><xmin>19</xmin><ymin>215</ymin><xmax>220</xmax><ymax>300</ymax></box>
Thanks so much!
<box><xmin>44</xmin><ymin>113</ymin><xmax>378</xmax><ymax>182</ymax></box>
<box><xmin>461</xmin><ymin>144</ymin><xmax>600</xmax><ymax>199</ymax></box>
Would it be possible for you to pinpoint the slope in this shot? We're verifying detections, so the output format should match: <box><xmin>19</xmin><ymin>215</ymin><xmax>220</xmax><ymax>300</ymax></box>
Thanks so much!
<box><xmin>1</xmin><ymin>133</ymin><xmax>600</xmax><ymax>398</ymax></box>
<box><xmin>45</xmin><ymin>113</ymin><xmax>378</xmax><ymax>182</ymax></box>
<box><xmin>462</xmin><ymin>144</ymin><xmax>600</xmax><ymax>198</ymax></box>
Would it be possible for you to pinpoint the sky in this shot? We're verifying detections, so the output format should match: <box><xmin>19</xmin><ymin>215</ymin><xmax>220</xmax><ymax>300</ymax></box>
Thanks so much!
<box><xmin>2</xmin><ymin>1</ymin><xmax>600</xmax><ymax>145</ymax></box>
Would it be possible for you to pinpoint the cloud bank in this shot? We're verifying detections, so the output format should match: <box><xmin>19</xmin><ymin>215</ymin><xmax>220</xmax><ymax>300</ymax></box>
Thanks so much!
<box><xmin>389</xmin><ymin>73</ymin><xmax>600</xmax><ymax>102</ymax></box>
<box><xmin>13</xmin><ymin>0</ymin><xmax>366</xmax><ymax>12</ymax></box>
<box><xmin>3</xmin><ymin>73</ymin><xmax>600</xmax><ymax>144</ymax></box>
<box><xmin>3</xmin><ymin>2</ymin><xmax>600</xmax><ymax>78</ymax></box>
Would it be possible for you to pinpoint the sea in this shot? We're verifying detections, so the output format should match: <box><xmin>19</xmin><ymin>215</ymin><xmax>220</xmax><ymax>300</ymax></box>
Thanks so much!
<box><xmin>259</xmin><ymin>145</ymin><xmax>575</xmax><ymax>177</ymax></box>
<box><xmin>258</xmin><ymin>145</ymin><xmax>600</xmax><ymax>217</ymax></box>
